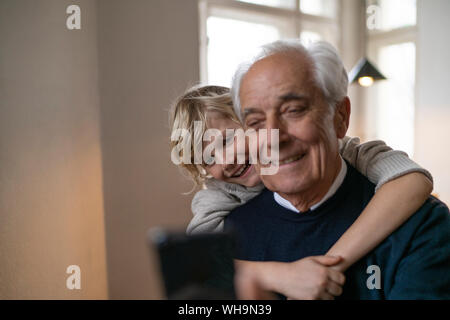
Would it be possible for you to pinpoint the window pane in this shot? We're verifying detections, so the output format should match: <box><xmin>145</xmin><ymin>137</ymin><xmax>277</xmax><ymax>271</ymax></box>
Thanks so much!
<box><xmin>237</xmin><ymin>0</ymin><xmax>296</xmax><ymax>10</ymax></box>
<box><xmin>207</xmin><ymin>16</ymin><xmax>281</xmax><ymax>87</ymax></box>
<box><xmin>366</xmin><ymin>0</ymin><xmax>416</xmax><ymax>31</ymax></box>
<box><xmin>300</xmin><ymin>0</ymin><xmax>337</xmax><ymax>18</ymax></box>
<box><xmin>299</xmin><ymin>20</ymin><xmax>340</xmax><ymax>49</ymax></box>
<box><xmin>375</xmin><ymin>42</ymin><xmax>416</xmax><ymax>156</ymax></box>
<box><xmin>300</xmin><ymin>31</ymin><xmax>322</xmax><ymax>45</ymax></box>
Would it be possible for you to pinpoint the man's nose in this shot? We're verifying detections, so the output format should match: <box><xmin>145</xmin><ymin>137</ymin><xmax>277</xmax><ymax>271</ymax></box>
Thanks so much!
<box><xmin>265</xmin><ymin>114</ymin><xmax>290</xmax><ymax>147</ymax></box>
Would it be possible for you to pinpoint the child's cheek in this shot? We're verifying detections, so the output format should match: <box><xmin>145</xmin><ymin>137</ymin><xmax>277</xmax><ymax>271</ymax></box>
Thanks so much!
<box><xmin>207</xmin><ymin>164</ymin><xmax>224</xmax><ymax>181</ymax></box>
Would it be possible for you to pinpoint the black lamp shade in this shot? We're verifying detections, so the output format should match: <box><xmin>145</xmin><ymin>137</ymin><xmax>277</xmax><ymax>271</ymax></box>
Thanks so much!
<box><xmin>348</xmin><ymin>57</ymin><xmax>387</xmax><ymax>83</ymax></box>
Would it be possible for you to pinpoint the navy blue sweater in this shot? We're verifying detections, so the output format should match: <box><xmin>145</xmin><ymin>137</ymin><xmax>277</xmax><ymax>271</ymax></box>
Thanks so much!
<box><xmin>224</xmin><ymin>163</ymin><xmax>450</xmax><ymax>299</ymax></box>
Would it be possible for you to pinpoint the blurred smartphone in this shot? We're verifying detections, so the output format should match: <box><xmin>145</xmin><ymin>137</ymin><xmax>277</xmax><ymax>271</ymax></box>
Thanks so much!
<box><xmin>148</xmin><ymin>228</ymin><xmax>236</xmax><ymax>299</ymax></box>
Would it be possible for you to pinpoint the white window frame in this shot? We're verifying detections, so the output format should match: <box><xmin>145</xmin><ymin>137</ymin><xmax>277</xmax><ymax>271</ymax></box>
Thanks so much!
<box><xmin>199</xmin><ymin>0</ymin><xmax>342</xmax><ymax>83</ymax></box>
<box><xmin>365</xmin><ymin>20</ymin><xmax>417</xmax><ymax>154</ymax></box>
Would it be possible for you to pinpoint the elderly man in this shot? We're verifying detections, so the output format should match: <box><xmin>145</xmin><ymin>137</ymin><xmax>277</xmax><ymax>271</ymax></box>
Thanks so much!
<box><xmin>224</xmin><ymin>40</ymin><xmax>450</xmax><ymax>299</ymax></box>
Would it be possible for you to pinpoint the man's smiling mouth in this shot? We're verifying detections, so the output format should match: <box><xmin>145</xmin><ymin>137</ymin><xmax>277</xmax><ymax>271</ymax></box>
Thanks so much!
<box><xmin>276</xmin><ymin>153</ymin><xmax>306</xmax><ymax>166</ymax></box>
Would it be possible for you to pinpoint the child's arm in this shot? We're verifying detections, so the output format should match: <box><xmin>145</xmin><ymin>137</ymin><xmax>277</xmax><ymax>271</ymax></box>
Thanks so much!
<box><xmin>326</xmin><ymin>137</ymin><xmax>433</xmax><ymax>272</ymax></box>
<box><xmin>234</xmin><ymin>256</ymin><xmax>346</xmax><ymax>300</ymax></box>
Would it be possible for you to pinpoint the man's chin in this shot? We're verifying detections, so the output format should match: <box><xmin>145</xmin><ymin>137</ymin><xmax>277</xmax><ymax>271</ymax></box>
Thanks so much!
<box><xmin>262</xmin><ymin>177</ymin><xmax>309</xmax><ymax>195</ymax></box>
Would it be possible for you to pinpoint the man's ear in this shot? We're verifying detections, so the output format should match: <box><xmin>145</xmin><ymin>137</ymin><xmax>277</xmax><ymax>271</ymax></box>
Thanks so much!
<box><xmin>334</xmin><ymin>97</ymin><xmax>351</xmax><ymax>139</ymax></box>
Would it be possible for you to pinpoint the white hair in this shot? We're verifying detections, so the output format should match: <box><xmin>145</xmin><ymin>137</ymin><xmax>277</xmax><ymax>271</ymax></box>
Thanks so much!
<box><xmin>231</xmin><ymin>40</ymin><xmax>348</xmax><ymax>121</ymax></box>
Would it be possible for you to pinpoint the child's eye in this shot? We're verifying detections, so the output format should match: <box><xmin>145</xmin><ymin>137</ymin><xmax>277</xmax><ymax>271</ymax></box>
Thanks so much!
<box><xmin>204</xmin><ymin>156</ymin><xmax>215</xmax><ymax>166</ymax></box>
<box><xmin>246</xmin><ymin>119</ymin><xmax>262</xmax><ymax>128</ymax></box>
<box><xmin>224</xmin><ymin>135</ymin><xmax>234</xmax><ymax>146</ymax></box>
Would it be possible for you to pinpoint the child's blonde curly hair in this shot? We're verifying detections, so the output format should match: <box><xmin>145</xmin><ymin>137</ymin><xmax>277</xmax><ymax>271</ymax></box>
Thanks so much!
<box><xmin>169</xmin><ymin>85</ymin><xmax>240</xmax><ymax>186</ymax></box>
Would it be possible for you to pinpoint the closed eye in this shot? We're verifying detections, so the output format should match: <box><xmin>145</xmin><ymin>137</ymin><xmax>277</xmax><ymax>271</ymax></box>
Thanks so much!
<box><xmin>247</xmin><ymin>119</ymin><xmax>265</xmax><ymax>128</ymax></box>
<box><xmin>247</xmin><ymin>120</ymin><xmax>259</xmax><ymax>127</ymax></box>
<box><xmin>224</xmin><ymin>134</ymin><xmax>234</xmax><ymax>146</ymax></box>
<box><xmin>204</xmin><ymin>156</ymin><xmax>215</xmax><ymax>166</ymax></box>
<box><xmin>284</xmin><ymin>105</ymin><xmax>308</xmax><ymax>115</ymax></box>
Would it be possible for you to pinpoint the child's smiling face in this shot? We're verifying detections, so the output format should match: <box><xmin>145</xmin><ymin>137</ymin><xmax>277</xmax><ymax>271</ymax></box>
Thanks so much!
<box><xmin>202</xmin><ymin>110</ymin><xmax>261</xmax><ymax>187</ymax></box>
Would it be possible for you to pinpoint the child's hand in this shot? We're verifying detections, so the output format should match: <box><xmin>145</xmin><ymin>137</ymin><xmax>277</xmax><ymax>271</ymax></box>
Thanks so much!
<box><xmin>277</xmin><ymin>256</ymin><xmax>346</xmax><ymax>300</ymax></box>
<box><xmin>234</xmin><ymin>256</ymin><xmax>345</xmax><ymax>300</ymax></box>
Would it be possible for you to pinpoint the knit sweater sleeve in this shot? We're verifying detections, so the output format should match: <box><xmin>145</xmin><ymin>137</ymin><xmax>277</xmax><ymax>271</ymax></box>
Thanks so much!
<box><xmin>339</xmin><ymin>136</ymin><xmax>433</xmax><ymax>191</ymax></box>
<box><xmin>187</xmin><ymin>180</ymin><xmax>264</xmax><ymax>235</ymax></box>
<box><xmin>187</xmin><ymin>188</ymin><xmax>236</xmax><ymax>235</ymax></box>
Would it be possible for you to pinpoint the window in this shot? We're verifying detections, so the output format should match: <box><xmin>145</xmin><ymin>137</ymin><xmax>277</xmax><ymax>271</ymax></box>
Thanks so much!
<box><xmin>367</xmin><ymin>0</ymin><xmax>416</xmax><ymax>31</ymax></box>
<box><xmin>299</xmin><ymin>30</ymin><xmax>322</xmax><ymax>45</ymax></box>
<box><xmin>237</xmin><ymin>0</ymin><xmax>296</xmax><ymax>10</ymax></box>
<box><xmin>375</xmin><ymin>42</ymin><xmax>416</xmax><ymax>156</ymax></box>
<box><xmin>300</xmin><ymin>0</ymin><xmax>337</xmax><ymax>18</ymax></box>
<box><xmin>200</xmin><ymin>0</ymin><xmax>340</xmax><ymax>87</ymax></box>
<box><xmin>207</xmin><ymin>17</ymin><xmax>281</xmax><ymax>87</ymax></box>
<box><xmin>365</xmin><ymin>0</ymin><xmax>417</xmax><ymax>156</ymax></box>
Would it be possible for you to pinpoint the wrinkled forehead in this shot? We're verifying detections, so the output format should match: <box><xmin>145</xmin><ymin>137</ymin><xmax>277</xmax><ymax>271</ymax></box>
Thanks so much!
<box><xmin>240</xmin><ymin>52</ymin><xmax>317</xmax><ymax>103</ymax></box>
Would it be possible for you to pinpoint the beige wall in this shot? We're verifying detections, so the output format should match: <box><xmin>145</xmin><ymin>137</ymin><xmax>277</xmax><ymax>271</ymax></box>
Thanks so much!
<box><xmin>415</xmin><ymin>0</ymin><xmax>450</xmax><ymax>204</ymax></box>
<box><xmin>0</xmin><ymin>0</ymin><xmax>108</xmax><ymax>298</ymax></box>
<box><xmin>0</xmin><ymin>0</ymin><xmax>201</xmax><ymax>299</ymax></box>
<box><xmin>97</xmin><ymin>0</ymin><xmax>199</xmax><ymax>299</ymax></box>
